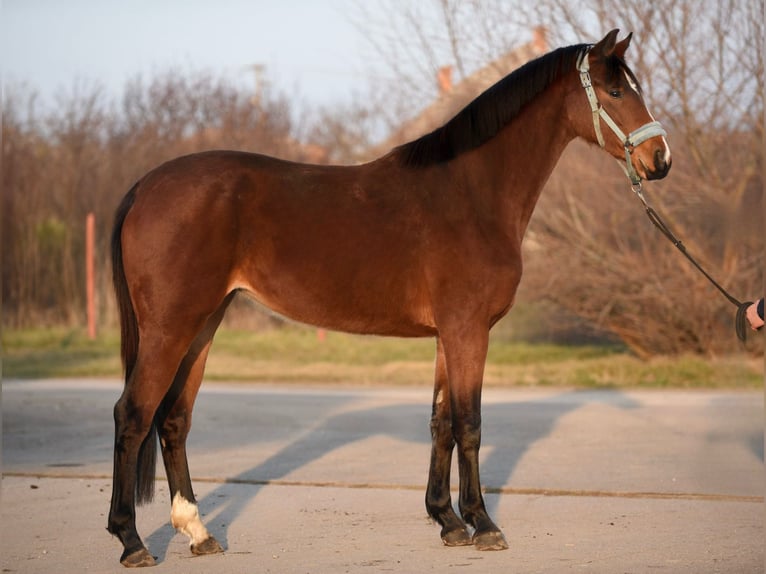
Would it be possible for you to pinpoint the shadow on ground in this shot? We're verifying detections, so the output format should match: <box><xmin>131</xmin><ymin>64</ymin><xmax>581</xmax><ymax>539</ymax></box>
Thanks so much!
<box><xmin>145</xmin><ymin>389</ymin><xmax>642</xmax><ymax>559</ymax></box>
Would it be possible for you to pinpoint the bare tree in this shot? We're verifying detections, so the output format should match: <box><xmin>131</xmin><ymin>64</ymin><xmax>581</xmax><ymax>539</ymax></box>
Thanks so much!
<box><xmin>519</xmin><ymin>0</ymin><xmax>763</xmax><ymax>356</ymax></box>
<box><xmin>5</xmin><ymin>0</ymin><xmax>761</xmax><ymax>357</ymax></box>
<box><xmin>2</xmin><ymin>70</ymin><xmax>304</xmax><ymax>328</ymax></box>
<box><xmin>347</xmin><ymin>0</ymin><xmax>536</xmax><ymax>131</ymax></box>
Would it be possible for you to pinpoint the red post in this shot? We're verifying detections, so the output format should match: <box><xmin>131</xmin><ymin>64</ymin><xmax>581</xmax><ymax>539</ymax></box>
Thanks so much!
<box><xmin>86</xmin><ymin>213</ymin><xmax>96</xmax><ymax>339</ymax></box>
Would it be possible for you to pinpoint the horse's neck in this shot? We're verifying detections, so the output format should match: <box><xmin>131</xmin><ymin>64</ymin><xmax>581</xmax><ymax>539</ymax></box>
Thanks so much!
<box><xmin>460</xmin><ymin>82</ymin><xmax>575</xmax><ymax>239</ymax></box>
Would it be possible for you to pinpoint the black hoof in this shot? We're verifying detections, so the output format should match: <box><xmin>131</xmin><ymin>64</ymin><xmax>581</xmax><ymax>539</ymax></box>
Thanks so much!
<box><xmin>441</xmin><ymin>526</ymin><xmax>473</xmax><ymax>546</ymax></box>
<box><xmin>120</xmin><ymin>547</ymin><xmax>157</xmax><ymax>568</ymax></box>
<box><xmin>473</xmin><ymin>529</ymin><xmax>509</xmax><ymax>551</ymax></box>
<box><xmin>191</xmin><ymin>536</ymin><xmax>224</xmax><ymax>556</ymax></box>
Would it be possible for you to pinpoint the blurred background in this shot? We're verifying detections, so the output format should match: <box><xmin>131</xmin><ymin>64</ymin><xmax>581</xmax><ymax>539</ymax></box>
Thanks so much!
<box><xmin>2</xmin><ymin>0</ymin><xmax>763</xmax><ymax>359</ymax></box>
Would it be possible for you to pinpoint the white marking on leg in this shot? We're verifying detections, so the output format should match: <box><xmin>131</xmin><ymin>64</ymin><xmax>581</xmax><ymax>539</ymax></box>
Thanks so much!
<box><xmin>171</xmin><ymin>493</ymin><xmax>211</xmax><ymax>547</ymax></box>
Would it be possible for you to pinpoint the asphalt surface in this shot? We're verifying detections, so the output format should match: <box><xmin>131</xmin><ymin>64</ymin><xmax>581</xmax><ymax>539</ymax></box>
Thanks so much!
<box><xmin>1</xmin><ymin>379</ymin><xmax>763</xmax><ymax>573</ymax></box>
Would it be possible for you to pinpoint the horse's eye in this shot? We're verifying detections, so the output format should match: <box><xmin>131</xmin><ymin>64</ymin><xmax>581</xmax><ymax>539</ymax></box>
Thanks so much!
<box><xmin>609</xmin><ymin>89</ymin><xmax>623</xmax><ymax>99</ymax></box>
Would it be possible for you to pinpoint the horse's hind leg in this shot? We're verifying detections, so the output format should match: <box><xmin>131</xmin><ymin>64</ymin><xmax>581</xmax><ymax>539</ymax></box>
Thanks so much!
<box><xmin>426</xmin><ymin>337</ymin><xmax>472</xmax><ymax>546</ymax></box>
<box><xmin>109</xmin><ymin>329</ymin><xmax>202</xmax><ymax>567</ymax></box>
<box><xmin>156</xmin><ymin>295</ymin><xmax>233</xmax><ymax>557</ymax></box>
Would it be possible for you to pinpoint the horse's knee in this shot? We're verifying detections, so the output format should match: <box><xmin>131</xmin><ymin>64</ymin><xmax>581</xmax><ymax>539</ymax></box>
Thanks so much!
<box><xmin>430</xmin><ymin>391</ymin><xmax>455</xmax><ymax>445</ymax></box>
<box><xmin>430</xmin><ymin>413</ymin><xmax>454</xmax><ymax>446</ymax></box>
<box><xmin>452</xmin><ymin>417</ymin><xmax>481</xmax><ymax>451</ymax></box>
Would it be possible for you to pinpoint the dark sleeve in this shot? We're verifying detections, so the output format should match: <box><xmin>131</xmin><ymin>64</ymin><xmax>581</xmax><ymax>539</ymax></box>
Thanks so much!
<box><xmin>758</xmin><ymin>298</ymin><xmax>764</xmax><ymax>320</ymax></box>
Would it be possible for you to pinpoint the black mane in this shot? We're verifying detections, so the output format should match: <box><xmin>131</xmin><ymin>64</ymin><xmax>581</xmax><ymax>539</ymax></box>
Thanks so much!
<box><xmin>395</xmin><ymin>43</ymin><xmax>590</xmax><ymax>168</ymax></box>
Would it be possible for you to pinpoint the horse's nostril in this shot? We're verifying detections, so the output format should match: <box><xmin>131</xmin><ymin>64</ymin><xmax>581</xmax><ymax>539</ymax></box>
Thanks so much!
<box><xmin>656</xmin><ymin>148</ymin><xmax>669</xmax><ymax>167</ymax></box>
<box><xmin>653</xmin><ymin>147</ymin><xmax>671</xmax><ymax>176</ymax></box>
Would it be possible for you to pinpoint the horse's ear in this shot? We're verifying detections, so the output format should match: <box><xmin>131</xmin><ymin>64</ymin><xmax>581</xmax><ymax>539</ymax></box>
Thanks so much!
<box><xmin>594</xmin><ymin>29</ymin><xmax>620</xmax><ymax>58</ymax></box>
<box><xmin>614</xmin><ymin>32</ymin><xmax>633</xmax><ymax>59</ymax></box>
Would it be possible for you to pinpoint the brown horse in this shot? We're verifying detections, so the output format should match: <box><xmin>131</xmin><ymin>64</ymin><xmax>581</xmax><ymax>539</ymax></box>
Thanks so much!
<box><xmin>108</xmin><ymin>30</ymin><xmax>670</xmax><ymax>567</ymax></box>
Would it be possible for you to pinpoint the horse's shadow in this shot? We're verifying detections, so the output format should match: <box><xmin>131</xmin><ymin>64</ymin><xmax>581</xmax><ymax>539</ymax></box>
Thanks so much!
<box><xmin>145</xmin><ymin>388</ymin><xmax>641</xmax><ymax>559</ymax></box>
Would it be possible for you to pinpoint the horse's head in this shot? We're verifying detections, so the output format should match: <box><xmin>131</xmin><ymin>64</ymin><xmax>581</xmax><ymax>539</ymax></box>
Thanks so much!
<box><xmin>567</xmin><ymin>29</ymin><xmax>671</xmax><ymax>185</ymax></box>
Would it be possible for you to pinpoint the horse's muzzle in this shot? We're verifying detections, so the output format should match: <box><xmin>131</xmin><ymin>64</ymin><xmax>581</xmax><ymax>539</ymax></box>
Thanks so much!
<box><xmin>644</xmin><ymin>147</ymin><xmax>672</xmax><ymax>180</ymax></box>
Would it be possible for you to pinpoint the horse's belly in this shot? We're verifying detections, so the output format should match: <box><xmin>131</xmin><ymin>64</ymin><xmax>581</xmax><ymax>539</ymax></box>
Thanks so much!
<box><xmin>229</xmin><ymin>271</ymin><xmax>436</xmax><ymax>338</ymax></box>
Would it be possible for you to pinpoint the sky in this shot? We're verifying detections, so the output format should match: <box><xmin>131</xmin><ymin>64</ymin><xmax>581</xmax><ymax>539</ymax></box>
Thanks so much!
<box><xmin>2</xmin><ymin>0</ymin><xmax>381</xmax><ymax>109</ymax></box>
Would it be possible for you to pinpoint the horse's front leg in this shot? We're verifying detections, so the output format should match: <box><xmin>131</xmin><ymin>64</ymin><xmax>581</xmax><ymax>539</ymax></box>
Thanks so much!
<box><xmin>426</xmin><ymin>337</ymin><xmax>472</xmax><ymax>545</ymax></box>
<box><xmin>442</xmin><ymin>327</ymin><xmax>508</xmax><ymax>551</ymax></box>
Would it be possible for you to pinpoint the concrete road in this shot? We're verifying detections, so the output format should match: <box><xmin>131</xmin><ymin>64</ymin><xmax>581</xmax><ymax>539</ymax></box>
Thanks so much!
<box><xmin>2</xmin><ymin>379</ymin><xmax>763</xmax><ymax>573</ymax></box>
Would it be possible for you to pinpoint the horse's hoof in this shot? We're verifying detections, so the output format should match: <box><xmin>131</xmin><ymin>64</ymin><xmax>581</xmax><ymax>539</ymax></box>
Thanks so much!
<box><xmin>441</xmin><ymin>526</ymin><xmax>473</xmax><ymax>546</ymax></box>
<box><xmin>191</xmin><ymin>536</ymin><xmax>224</xmax><ymax>556</ymax></box>
<box><xmin>473</xmin><ymin>530</ymin><xmax>509</xmax><ymax>551</ymax></box>
<box><xmin>120</xmin><ymin>547</ymin><xmax>157</xmax><ymax>568</ymax></box>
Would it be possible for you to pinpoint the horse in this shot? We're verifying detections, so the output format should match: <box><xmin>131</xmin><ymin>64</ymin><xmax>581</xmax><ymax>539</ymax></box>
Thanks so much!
<box><xmin>108</xmin><ymin>29</ymin><xmax>671</xmax><ymax>567</ymax></box>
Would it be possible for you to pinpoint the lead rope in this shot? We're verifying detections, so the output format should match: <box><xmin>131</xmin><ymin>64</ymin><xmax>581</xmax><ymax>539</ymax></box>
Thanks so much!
<box><xmin>631</xmin><ymin>184</ymin><xmax>754</xmax><ymax>342</ymax></box>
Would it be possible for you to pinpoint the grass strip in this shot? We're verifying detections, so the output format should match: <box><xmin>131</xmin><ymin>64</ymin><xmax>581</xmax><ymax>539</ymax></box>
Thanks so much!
<box><xmin>2</xmin><ymin>327</ymin><xmax>761</xmax><ymax>388</ymax></box>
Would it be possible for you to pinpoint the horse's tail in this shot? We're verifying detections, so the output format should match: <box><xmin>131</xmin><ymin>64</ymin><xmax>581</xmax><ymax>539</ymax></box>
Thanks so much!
<box><xmin>112</xmin><ymin>182</ymin><xmax>157</xmax><ymax>505</ymax></box>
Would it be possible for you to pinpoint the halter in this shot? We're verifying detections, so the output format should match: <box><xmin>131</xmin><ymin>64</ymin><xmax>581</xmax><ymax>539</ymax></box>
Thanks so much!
<box><xmin>576</xmin><ymin>48</ymin><xmax>667</xmax><ymax>187</ymax></box>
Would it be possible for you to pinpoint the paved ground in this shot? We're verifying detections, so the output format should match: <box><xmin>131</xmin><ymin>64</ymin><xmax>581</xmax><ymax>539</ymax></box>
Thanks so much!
<box><xmin>1</xmin><ymin>379</ymin><xmax>763</xmax><ymax>573</ymax></box>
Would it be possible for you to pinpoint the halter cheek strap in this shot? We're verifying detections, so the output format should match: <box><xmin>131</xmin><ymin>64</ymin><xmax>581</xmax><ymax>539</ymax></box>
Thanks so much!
<box><xmin>576</xmin><ymin>49</ymin><xmax>666</xmax><ymax>187</ymax></box>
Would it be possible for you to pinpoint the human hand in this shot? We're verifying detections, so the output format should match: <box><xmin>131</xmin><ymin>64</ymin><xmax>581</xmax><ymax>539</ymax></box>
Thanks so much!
<box><xmin>745</xmin><ymin>300</ymin><xmax>764</xmax><ymax>331</ymax></box>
